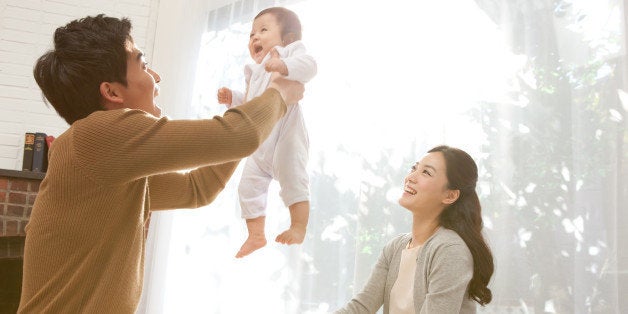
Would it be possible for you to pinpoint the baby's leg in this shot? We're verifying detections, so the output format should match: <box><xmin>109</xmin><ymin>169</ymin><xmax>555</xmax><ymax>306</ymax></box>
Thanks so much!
<box><xmin>273</xmin><ymin>106</ymin><xmax>310</xmax><ymax>246</ymax></box>
<box><xmin>237</xmin><ymin>158</ymin><xmax>272</xmax><ymax>258</ymax></box>
<box><xmin>275</xmin><ymin>201</ymin><xmax>309</xmax><ymax>245</ymax></box>
<box><xmin>236</xmin><ymin>216</ymin><xmax>267</xmax><ymax>258</ymax></box>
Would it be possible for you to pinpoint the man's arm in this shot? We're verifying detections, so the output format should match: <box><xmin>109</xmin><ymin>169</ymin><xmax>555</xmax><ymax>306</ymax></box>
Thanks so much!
<box><xmin>73</xmin><ymin>89</ymin><xmax>286</xmax><ymax>185</ymax></box>
<box><xmin>147</xmin><ymin>161</ymin><xmax>239</xmax><ymax>210</ymax></box>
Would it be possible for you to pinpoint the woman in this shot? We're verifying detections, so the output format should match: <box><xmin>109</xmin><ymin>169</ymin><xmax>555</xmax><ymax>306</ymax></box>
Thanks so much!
<box><xmin>336</xmin><ymin>145</ymin><xmax>494</xmax><ymax>313</ymax></box>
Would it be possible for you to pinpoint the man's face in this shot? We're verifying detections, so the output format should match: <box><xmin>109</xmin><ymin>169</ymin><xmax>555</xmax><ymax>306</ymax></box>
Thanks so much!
<box><xmin>120</xmin><ymin>40</ymin><xmax>162</xmax><ymax>117</ymax></box>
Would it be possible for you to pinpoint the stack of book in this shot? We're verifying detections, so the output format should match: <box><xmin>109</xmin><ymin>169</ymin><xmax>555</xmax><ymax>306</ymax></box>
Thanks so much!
<box><xmin>22</xmin><ymin>132</ymin><xmax>55</xmax><ymax>172</ymax></box>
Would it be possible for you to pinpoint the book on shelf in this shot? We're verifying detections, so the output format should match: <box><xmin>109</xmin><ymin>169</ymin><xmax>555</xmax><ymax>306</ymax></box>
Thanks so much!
<box><xmin>32</xmin><ymin>132</ymin><xmax>48</xmax><ymax>172</ymax></box>
<box><xmin>46</xmin><ymin>135</ymin><xmax>55</xmax><ymax>149</ymax></box>
<box><xmin>22</xmin><ymin>132</ymin><xmax>35</xmax><ymax>171</ymax></box>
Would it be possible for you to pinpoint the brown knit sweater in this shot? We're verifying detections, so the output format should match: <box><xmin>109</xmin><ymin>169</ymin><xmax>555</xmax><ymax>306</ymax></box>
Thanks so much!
<box><xmin>18</xmin><ymin>89</ymin><xmax>286</xmax><ymax>313</ymax></box>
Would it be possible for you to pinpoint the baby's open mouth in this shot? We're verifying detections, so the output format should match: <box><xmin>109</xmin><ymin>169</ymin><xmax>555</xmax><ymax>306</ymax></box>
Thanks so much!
<box><xmin>254</xmin><ymin>45</ymin><xmax>263</xmax><ymax>53</ymax></box>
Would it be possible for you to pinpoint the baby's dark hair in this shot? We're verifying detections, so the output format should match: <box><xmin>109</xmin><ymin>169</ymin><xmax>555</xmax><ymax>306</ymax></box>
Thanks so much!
<box><xmin>255</xmin><ymin>7</ymin><xmax>302</xmax><ymax>45</ymax></box>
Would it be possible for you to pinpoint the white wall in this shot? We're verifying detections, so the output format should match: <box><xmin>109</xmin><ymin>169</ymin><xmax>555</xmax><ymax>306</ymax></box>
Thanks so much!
<box><xmin>0</xmin><ymin>0</ymin><xmax>160</xmax><ymax>170</ymax></box>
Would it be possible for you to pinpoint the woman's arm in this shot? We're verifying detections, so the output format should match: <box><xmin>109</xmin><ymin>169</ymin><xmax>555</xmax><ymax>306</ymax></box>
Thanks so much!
<box><xmin>335</xmin><ymin>237</ymin><xmax>401</xmax><ymax>314</ymax></box>
<box><xmin>335</xmin><ymin>252</ymin><xmax>388</xmax><ymax>314</ymax></box>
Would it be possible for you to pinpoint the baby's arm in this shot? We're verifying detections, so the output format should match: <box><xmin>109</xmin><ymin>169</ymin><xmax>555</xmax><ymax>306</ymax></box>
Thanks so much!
<box><xmin>280</xmin><ymin>43</ymin><xmax>317</xmax><ymax>83</ymax></box>
<box><xmin>264</xmin><ymin>50</ymin><xmax>289</xmax><ymax>76</ymax></box>
<box><xmin>217</xmin><ymin>87</ymin><xmax>245</xmax><ymax>108</ymax></box>
<box><xmin>265</xmin><ymin>42</ymin><xmax>317</xmax><ymax>84</ymax></box>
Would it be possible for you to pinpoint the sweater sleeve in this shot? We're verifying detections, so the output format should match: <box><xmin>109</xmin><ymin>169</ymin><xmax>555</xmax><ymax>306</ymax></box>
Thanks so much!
<box><xmin>419</xmin><ymin>243</ymin><xmax>474</xmax><ymax>314</ymax></box>
<box><xmin>147</xmin><ymin>160</ymin><xmax>239</xmax><ymax>210</ymax></box>
<box><xmin>335</xmin><ymin>239</ymin><xmax>397</xmax><ymax>314</ymax></box>
<box><xmin>72</xmin><ymin>89</ymin><xmax>286</xmax><ymax>185</ymax></box>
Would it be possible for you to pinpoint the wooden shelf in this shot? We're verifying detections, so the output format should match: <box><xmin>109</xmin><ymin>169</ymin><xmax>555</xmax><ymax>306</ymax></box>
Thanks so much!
<box><xmin>0</xmin><ymin>169</ymin><xmax>45</xmax><ymax>180</ymax></box>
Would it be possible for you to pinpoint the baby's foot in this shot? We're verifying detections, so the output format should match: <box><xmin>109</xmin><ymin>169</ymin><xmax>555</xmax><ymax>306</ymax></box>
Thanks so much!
<box><xmin>275</xmin><ymin>226</ymin><xmax>306</xmax><ymax>245</ymax></box>
<box><xmin>235</xmin><ymin>233</ymin><xmax>267</xmax><ymax>258</ymax></box>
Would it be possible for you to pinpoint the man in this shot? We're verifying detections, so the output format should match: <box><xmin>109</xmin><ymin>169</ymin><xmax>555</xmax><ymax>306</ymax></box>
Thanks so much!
<box><xmin>18</xmin><ymin>14</ymin><xmax>303</xmax><ymax>313</ymax></box>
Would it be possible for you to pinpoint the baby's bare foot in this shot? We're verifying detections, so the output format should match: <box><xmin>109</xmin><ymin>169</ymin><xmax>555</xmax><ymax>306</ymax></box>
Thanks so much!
<box><xmin>275</xmin><ymin>226</ymin><xmax>306</xmax><ymax>245</ymax></box>
<box><xmin>235</xmin><ymin>234</ymin><xmax>267</xmax><ymax>258</ymax></box>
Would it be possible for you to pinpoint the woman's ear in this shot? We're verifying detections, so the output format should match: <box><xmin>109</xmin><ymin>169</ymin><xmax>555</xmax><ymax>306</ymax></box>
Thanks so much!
<box><xmin>443</xmin><ymin>189</ymin><xmax>460</xmax><ymax>205</ymax></box>
<box><xmin>99</xmin><ymin>82</ymin><xmax>124</xmax><ymax>109</ymax></box>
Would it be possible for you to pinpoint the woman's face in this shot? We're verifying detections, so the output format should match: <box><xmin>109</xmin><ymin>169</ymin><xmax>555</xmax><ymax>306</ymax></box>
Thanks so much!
<box><xmin>399</xmin><ymin>151</ymin><xmax>454</xmax><ymax>212</ymax></box>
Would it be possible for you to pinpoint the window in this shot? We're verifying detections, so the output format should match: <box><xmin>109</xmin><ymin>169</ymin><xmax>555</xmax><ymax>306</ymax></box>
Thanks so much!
<box><xmin>147</xmin><ymin>1</ymin><xmax>628</xmax><ymax>313</ymax></box>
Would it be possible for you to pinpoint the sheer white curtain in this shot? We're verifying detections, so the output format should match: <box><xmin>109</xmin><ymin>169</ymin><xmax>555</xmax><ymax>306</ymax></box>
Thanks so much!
<box><xmin>142</xmin><ymin>0</ymin><xmax>628</xmax><ymax>313</ymax></box>
<box><xmin>136</xmin><ymin>0</ymin><xmax>212</xmax><ymax>313</ymax></box>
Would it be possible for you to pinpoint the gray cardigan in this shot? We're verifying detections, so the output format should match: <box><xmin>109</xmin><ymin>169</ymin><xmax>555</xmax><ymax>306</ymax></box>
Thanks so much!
<box><xmin>335</xmin><ymin>227</ymin><xmax>476</xmax><ymax>314</ymax></box>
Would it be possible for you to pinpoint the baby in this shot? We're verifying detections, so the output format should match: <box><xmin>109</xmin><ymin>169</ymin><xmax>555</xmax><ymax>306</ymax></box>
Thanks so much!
<box><xmin>217</xmin><ymin>7</ymin><xmax>317</xmax><ymax>258</ymax></box>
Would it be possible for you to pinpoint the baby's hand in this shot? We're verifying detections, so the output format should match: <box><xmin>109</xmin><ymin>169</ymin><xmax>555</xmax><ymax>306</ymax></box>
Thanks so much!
<box><xmin>264</xmin><ymin>49</ymin><xmax>288</xmax><ymax>76</ymax></box>
<box><xmin>217</xmin><ymin>87</ymin><xmax>232</xmax><ymax>105</ymax></box>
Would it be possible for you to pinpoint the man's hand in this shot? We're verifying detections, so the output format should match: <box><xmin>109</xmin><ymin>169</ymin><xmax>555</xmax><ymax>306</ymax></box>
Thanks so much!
<box><xmin>264</xmin><ymin>49</ymin><xmax>288</xmax><ymax>76</ymax></box>
<box><xmin>217</xmin><ymin>87</ymin><xmax>232</xmax><ymax>105</ymax></box>
<box><xmin>267</xmin><ymin>72</ymin><xmax>304</xmax><ymax>105</ymax></box>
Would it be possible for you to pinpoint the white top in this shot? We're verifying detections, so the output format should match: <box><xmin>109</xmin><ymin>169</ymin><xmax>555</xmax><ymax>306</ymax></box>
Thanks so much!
<box><xmin>389</xmin><ymin>243</ymin><xmax>422</xmax><ymax>314</ymax></box>
<box><xmin>228</xmin><ymin>40</ymin><xmax>317</xmax><ymax>108</ymax></box>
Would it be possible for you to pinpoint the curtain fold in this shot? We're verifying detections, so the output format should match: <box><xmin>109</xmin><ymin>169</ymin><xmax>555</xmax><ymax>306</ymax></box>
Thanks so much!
<box><xmin>473</xmin><ymin>0</ymin><xmax>627</xmax><ymax>312</ymax></box>
<box><xmin>137</xmin><ymin>0</ymin><xmax>211</xmax><ymax>313</ymax></box>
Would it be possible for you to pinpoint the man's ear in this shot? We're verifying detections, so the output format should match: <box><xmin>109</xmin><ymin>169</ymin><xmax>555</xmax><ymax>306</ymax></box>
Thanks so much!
<box><xmin>99</xmin><ymin>82</ymin><xmax>124</xmax><ymax>109</ymax></box>
<box><xmin>443</xmin><ymin>189</ymin><xmax>460</xmax><ymax>205</ymax></box>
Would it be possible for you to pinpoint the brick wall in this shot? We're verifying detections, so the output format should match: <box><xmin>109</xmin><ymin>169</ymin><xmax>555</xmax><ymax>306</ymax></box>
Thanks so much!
<box><xmin>0</xmin><ymin>0</ymin><xmax>160</xmax><ymax>171</ymax></box>
<box><xmin>0</xmin><ymin>175</ymin><xmax>39</xmax><ymax>238</ymax></box>
<box><xmin>0</xmin><ymin>173</ymin><xmax>41</xmax><ymax>313</ymax></box>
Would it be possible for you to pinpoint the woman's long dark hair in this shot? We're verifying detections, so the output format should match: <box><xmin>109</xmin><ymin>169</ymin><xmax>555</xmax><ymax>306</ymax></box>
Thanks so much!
<box><xmin>429</xmin><ymin>145</ymin><xmax>494</xmax><ymax>305</ymax></box>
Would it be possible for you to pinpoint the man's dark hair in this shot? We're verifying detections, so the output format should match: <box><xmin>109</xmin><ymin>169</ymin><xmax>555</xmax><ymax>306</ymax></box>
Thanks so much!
<box><xmin>33</xmin><ymin>14</ymin><xmax>132</xmax><ymax>124</ymax></box>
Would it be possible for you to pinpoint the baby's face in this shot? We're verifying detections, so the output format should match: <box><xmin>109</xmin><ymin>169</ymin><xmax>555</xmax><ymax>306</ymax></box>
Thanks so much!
<box><xmin>248</xmin><ymin>13</ymin><xmax>283</xmax><ymax>64</ymax></box>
